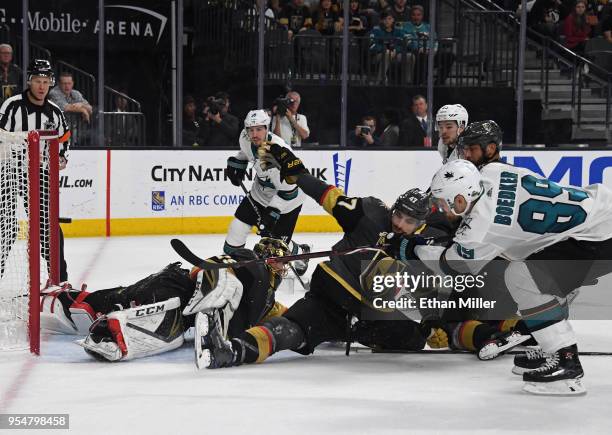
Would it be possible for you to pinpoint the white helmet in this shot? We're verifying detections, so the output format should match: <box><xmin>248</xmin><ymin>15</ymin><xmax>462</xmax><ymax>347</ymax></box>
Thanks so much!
<box><xmin>244</xmin><ymin>109</ymin><xmax>271</xmax><ymax>128</ymax></box>
<box><xmin>430</xmin><ymin>159</ymin><xmax>483</xmax><ymax>217</ymax></box>
<box><xmin>435</xmin><ymin>104</ymin><xmax>469</xmax><ymax>130</ymax></box>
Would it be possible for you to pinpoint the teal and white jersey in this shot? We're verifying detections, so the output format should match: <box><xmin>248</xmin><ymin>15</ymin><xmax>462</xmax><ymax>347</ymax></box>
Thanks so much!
<box><xmin>437</xmin><ymin>138</ymin><xmax>459</xmax><ymax>164</ymax></box>
<box><xmin>235</xmin><ymin>129</ymin><xmax>304</xmax><ymax>213</ymax></box>
<box><xmin>426</xmin><ymin>162</ymin><xmax>612</xmax><ymax>273</ymax></box>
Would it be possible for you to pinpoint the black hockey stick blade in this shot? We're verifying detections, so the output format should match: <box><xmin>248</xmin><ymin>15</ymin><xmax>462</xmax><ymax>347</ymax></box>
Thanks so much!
<box><xmin>171</xmin><ymin>239</ymin><xmax>210</xmax><ymax>269</ymax></box>
<box><xmin>171</xmin><ymin>238</ymin><xmax>386</xmax><ymax>271</ymax></box>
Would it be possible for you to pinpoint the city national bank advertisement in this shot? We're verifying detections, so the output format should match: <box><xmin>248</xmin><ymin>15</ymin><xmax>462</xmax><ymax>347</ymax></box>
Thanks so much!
<box><xmin>59</xmin><ymin>149</ymin><xmax>612</xmax><ymax>237</ymax></box>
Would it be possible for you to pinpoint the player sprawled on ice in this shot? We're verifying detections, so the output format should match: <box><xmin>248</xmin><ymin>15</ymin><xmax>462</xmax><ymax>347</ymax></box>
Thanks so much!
<box><xmin>196</xmin><ymin>142</ymin><xmax>466</xmax><ymax>369</ymax></box>
<box><xmin>39</xmin><ymin>238</ymin><xmax>293</xmax><ymax>361</ymax></box>
<box><xmin>417</xmin><ymin>152</ymin><xmax>612</xmax><ymax>395</ymax></box>
<box><xmin>436</xmin><ymin>104</ymin><xmax>468</xmax><ymax>164</ymax></box>
<box><xmin>224</xmin><ymin>109</ymin><xmax>310</xmax><ymax>275</ymax></box>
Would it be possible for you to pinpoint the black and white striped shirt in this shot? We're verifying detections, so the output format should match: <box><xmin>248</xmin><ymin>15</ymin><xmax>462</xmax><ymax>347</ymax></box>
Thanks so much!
<box><xmin>0</xmin><ymin>90</ymin><xmax>71</xmax><ymax>157</ymax></box>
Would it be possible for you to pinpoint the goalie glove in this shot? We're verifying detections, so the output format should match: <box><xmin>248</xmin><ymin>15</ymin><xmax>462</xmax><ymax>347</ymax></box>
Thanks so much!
<box><xmin>77</xmin><ymin>297</ymin><xmax>184</xmax><ymax>361</ymax></box>
<box><xmin>183</xmin><ymin>268</ymin><xmax>243</xmax><ymax>317</ymax></box>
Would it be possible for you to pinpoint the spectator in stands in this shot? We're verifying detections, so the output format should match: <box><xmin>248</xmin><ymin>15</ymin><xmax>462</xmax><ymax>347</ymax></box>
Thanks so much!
<box><xmin>279</xmin><ymin>0</ymin><xmax>313</xmax><ymax>39</ymax></box>
<box><xmin>404</xmin><ymin>5</ymin><xmax>455</xmax><ymax>85</ymax></box>
<box><xmin>379</xmin><ymin>108</ymin><xmax>400</xmax><ymax>147</ymax></box>
<box><xmin>313</xmin><ymin>0</ymin><xmax>343</xmax><ymax>35</ymax></box>
<box><xmin>267</xmin><ymin>0</ymin><xmax>282</xmax><ymax>20</ymax></box>
<box><xmin>347</xmin><ymin>0</ymin><xmax>371</xmax><ymax>36</ymax></box>
<box><xmin>0</xmin><ymin>44</ymin><xmax>22</xmax><ymax>104</ymax></box>
<box><xmin>527</xmin><ymin>0</ymin><xmax>568</xmax><ymax>40</ymax></box>
<box><xmin>348</xmin><ymin>115</ymin><xmax>380</xmax><ymax>146</ymax></box>
<box><xmin>199</xmin><ymin>93</ymin><xmax>240</xmax><ymax>147</ymax></box>
<box><xmin>373</xmin><ymin>0</ymin><xmax>391</xmax><ymax>13</ymax></box>
<box><xmin>603</xmin><ymin>5</ymin><xmax>612</xmax><ymax>43</ymax></box>
<box><xmin>115</xmin><ymin>93</ymin><xmax>129</xmax><ymax>112</ymax></box>
<box><xmin>390</xmin><ymin>0</ymin><xmax>411</xmax><ymax>28</ymax></box>
<box><xmin>399</xmin><ymin>94</ymin><xmax>430</xmax><ymax>147</ymax></box>
<box><xmin>562</xmin><ymin>0</ymin><xmax>592</xmax><ymax>56</ymax></box>
<box><xmin>272</xmin><ymin>91</ymin><xmax>310</xmax><ymax>147</ymax></box>
<box><xmin>49</xmin><ymin>71</ymin><xmax>93</xmax><ymax>123</ymax></box>
<box><xmin>369</xmin><ymin>11</ymin><xmax>413</xmax><ymax>84</ymax></box>
<box><xmin>182</xmin><ymin>95</ymin><xmax>203</xmax><ymax>147</ymax></box>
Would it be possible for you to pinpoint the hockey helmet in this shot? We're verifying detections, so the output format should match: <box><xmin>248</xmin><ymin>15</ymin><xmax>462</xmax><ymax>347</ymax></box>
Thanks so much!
<box><xmin>392</xmin><ymin>188</ymin><xmax>432</xmax><ymax>222</ymax></box>
<box><xmin>244</xmin><ymin>109</ymin><xmax>271</xmax><ymax>129</ymax></box>
<box><xmin>435</xmin><ymin>104</ymin><xmax>469</xmax><ymax>130</ymax></box>
<box><xmin>254</xmin><ymin>237</ymin><xmax>290</xmax><ymax>277</ymax></box>
<box><xmin>457</xmin><ymin>120</ymin><xmax>503</xmax><ymax>155</ymax></box>
<box><xmin>27</xmin><ymin>59</ymin><xmax>55</xmax><ymax>86</ymax></box>
<box><xmin>430</xmin><ymin>159</ymin><xmax>483</xmax><ymax>217</ymax></box>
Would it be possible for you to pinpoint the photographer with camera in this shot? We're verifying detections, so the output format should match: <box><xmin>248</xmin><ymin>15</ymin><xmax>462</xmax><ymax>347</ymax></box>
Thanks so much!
<box><xmin>199</xmin><ymin>91</ymin><xmax>240</xmax><ymax>147</ymax></box>
<box><xmin>271</xmin><ymin>91</ymin><xmax>310</xmax><ymax>148</ymax></box>
<box><xmin>348</xmin><ymin>115</ymin><xmax>380</xmax><ymax>147</ymax></box>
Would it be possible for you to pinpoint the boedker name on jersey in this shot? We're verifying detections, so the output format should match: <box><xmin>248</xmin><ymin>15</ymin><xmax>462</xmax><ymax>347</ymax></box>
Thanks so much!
<box><xmin>423</xmin><ymin>162</ymin><xmax>612</xmax><ymax>274</ymax></box>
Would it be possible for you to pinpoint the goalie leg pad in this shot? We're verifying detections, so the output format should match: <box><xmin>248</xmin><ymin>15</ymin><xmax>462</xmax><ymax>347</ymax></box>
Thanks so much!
<box><xmin>77</xmin><ymin>297</ymin><xmax>184</xmax><ymax>361</ymax></box>
<box><xmin>40</xmin><ymin>283</ymin><xmax>95</xmax><ymax>335</ymax></box>
<box><xmin>183</xmin><ymin>268</ymin><xmax>243</xmax><ymax>316</ymax></box>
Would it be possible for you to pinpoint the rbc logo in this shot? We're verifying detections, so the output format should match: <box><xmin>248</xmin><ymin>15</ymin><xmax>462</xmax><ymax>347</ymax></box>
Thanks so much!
<box><xmin>333</xmin><ymin>153</ymin><xmax>352</xmax><ymax>194</ymax></box>
<box><xmin>152</xmin><ymin>191</ymin><xmax>165</xmax><ymax>211</ymax></box>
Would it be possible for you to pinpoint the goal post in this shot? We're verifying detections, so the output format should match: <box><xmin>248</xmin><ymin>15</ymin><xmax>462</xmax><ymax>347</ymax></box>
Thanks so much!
<box><xmin>0</xmin><ymin>129</ymin><xmax>60</xmax><ymax>354</ymax></box>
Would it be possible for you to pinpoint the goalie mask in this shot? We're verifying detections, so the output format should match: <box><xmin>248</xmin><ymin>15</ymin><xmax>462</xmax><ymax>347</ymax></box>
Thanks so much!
<box><xmin>254</xmin><ymin>237</ymin><xmax>290</xmax><ymax>277</ymax></box>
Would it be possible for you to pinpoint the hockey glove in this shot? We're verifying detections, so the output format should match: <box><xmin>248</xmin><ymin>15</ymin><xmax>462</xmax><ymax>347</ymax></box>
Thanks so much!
<box><xmin>385</xmin><ymin>232</ymin><xmax>428</xmax><ymax>261</ymax></box>
<box><xmin>259</xmin><ymin>206</ymin><xmax>281</xmax><ymax>237</ymax></box>
<box><xmin>226</xmin><ymin>157</ymin><xmax>248</xmax><ymax>187</ymax></box>
<box><xmin>260</xmin><ymin>144</ymin><xmax>307</xmax><ymax>184</ymax></box>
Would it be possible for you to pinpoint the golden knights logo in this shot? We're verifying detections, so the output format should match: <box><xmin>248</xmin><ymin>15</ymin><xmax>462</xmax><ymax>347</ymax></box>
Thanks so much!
<box><xmin>152</xmin><ymin>191</ymin><xmax>165</xmax><ymax>211</ymax></box>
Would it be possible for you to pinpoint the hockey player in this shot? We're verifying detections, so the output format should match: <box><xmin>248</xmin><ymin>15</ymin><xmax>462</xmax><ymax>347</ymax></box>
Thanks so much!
<box><xmin>224</xmin><ymin>109</ymin><xmax>310</xmax><ymax>274</ymax></box>
<box><xmin>417</xmin><ymin>157</ymin><xmax>612</xmax><ymax>395</ymax></box>
<box><xmin>435</xmin><ymin>104</ymin><xmax>468</xmax><ymax>164</ymax></box>
<box><xmin>195</xmin><ymin>143</ymin><xmax>459</xmax><ymax>369</ymax></box>
<box><xmin>39</xmin><ymin>238</ymin><xmax>292</xmax><ymax>362</ymax></box>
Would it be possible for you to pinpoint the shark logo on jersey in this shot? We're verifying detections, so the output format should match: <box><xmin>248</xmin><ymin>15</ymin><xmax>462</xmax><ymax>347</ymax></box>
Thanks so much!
<box><xmin>444</xmin><ymin>171</ymin><xmax>454</xmax><ymax>179</ymax></box>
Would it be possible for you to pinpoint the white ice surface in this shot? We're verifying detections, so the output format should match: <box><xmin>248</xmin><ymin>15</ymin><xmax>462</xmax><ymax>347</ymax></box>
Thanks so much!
<box><xmin>1</xmin><ymin>233</ymin><xmax>611</xmax><ymax>435</ymax></box>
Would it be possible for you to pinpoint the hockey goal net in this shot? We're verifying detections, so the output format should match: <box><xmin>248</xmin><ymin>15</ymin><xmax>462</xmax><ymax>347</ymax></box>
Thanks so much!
<box><xmin>0</xmin><ymin>130</ymin><xmax>60</xmax><ymax>354</ymax></box>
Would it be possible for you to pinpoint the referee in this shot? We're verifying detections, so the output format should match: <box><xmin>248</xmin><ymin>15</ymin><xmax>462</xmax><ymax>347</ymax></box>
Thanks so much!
<box><xmin>0</xmin><ymin>59</ymin><xmax>70</xmax><ymax>281</ymax></box>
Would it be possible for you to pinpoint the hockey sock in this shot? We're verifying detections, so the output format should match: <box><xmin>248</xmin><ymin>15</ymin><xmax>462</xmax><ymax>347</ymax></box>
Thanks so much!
<box><xmin>233</xmin><ymin>326</ymin><xmax>272</xmax><ymax>364</ymax></box>
<box><xmin>453</xmin><ymin>320</ymin><xmax>494</xmax><ymax>351</ymax></box>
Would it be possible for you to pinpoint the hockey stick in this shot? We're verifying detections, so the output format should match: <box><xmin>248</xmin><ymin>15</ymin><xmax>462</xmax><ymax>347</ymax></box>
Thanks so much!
<box><xmin>239</xmin><ymin>180</ymin><xmax>308</xmax><ymax>290</ymax></box>
<box><xmin>171</xmin><ymin>238</ymin><xmax>386</xmax><ymax>271</ymax></box>
<box><xmin>371</xmin><ymin>348</ymin><xmax>612</xmax><ymax>356</ymax></box>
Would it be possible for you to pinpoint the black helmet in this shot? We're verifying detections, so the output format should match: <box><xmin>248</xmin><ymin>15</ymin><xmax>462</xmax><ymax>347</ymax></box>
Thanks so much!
<box><xmin>27</xmin><ymin>59</ymin><xmax>55</xmax><ymax>86</ymax></box>
<box><xmin>457</xmin><ymin>120</ymin><xmax>503</xmax><ymax>154</ymax></box>
<box><xmin>392</xmin><ymin>188</ymin><xmax>431</xmax><ymax>221</ymax></box>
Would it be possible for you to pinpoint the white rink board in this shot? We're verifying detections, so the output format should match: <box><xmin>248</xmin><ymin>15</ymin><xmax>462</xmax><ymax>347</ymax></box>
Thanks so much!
<box><xmin>59</xmin><ymin>149</ymin><xmax>612</xmax><ymax>221</ymax></box>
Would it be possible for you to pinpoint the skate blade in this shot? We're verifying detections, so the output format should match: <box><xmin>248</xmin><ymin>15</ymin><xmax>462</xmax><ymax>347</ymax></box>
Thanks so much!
<box><xmin>512</xmin><ymin>365</ymin><xmax>531</xmax><ymax>376</ymax></box>
<box><xmin>523</xmin><ymin>378</ymin><xmax>587</xmax><ymax>396</ymax></box>
<box><xmin>194</xmin><ymin>312</ymin><xmax>210</xmax><ymax>370</ymax></box>
<box><xmin>478</xmin><ymin>333</ymin><xmax>532</xmax><ymax>361</ymax></box>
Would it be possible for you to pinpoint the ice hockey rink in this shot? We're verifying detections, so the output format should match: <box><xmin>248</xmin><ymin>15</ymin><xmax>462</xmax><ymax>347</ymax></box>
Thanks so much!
<box><xmin>1</xmin><ymin>232</ymin><xmax>611</xmax><ymax>435</ymax></box>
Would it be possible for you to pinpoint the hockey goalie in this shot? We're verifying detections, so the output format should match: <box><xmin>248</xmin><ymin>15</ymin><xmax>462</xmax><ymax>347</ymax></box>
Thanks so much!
<box><xmin>39</xmin><ymin>238</ymin><xmax>292</xmax><ymax>362</ymax></box>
